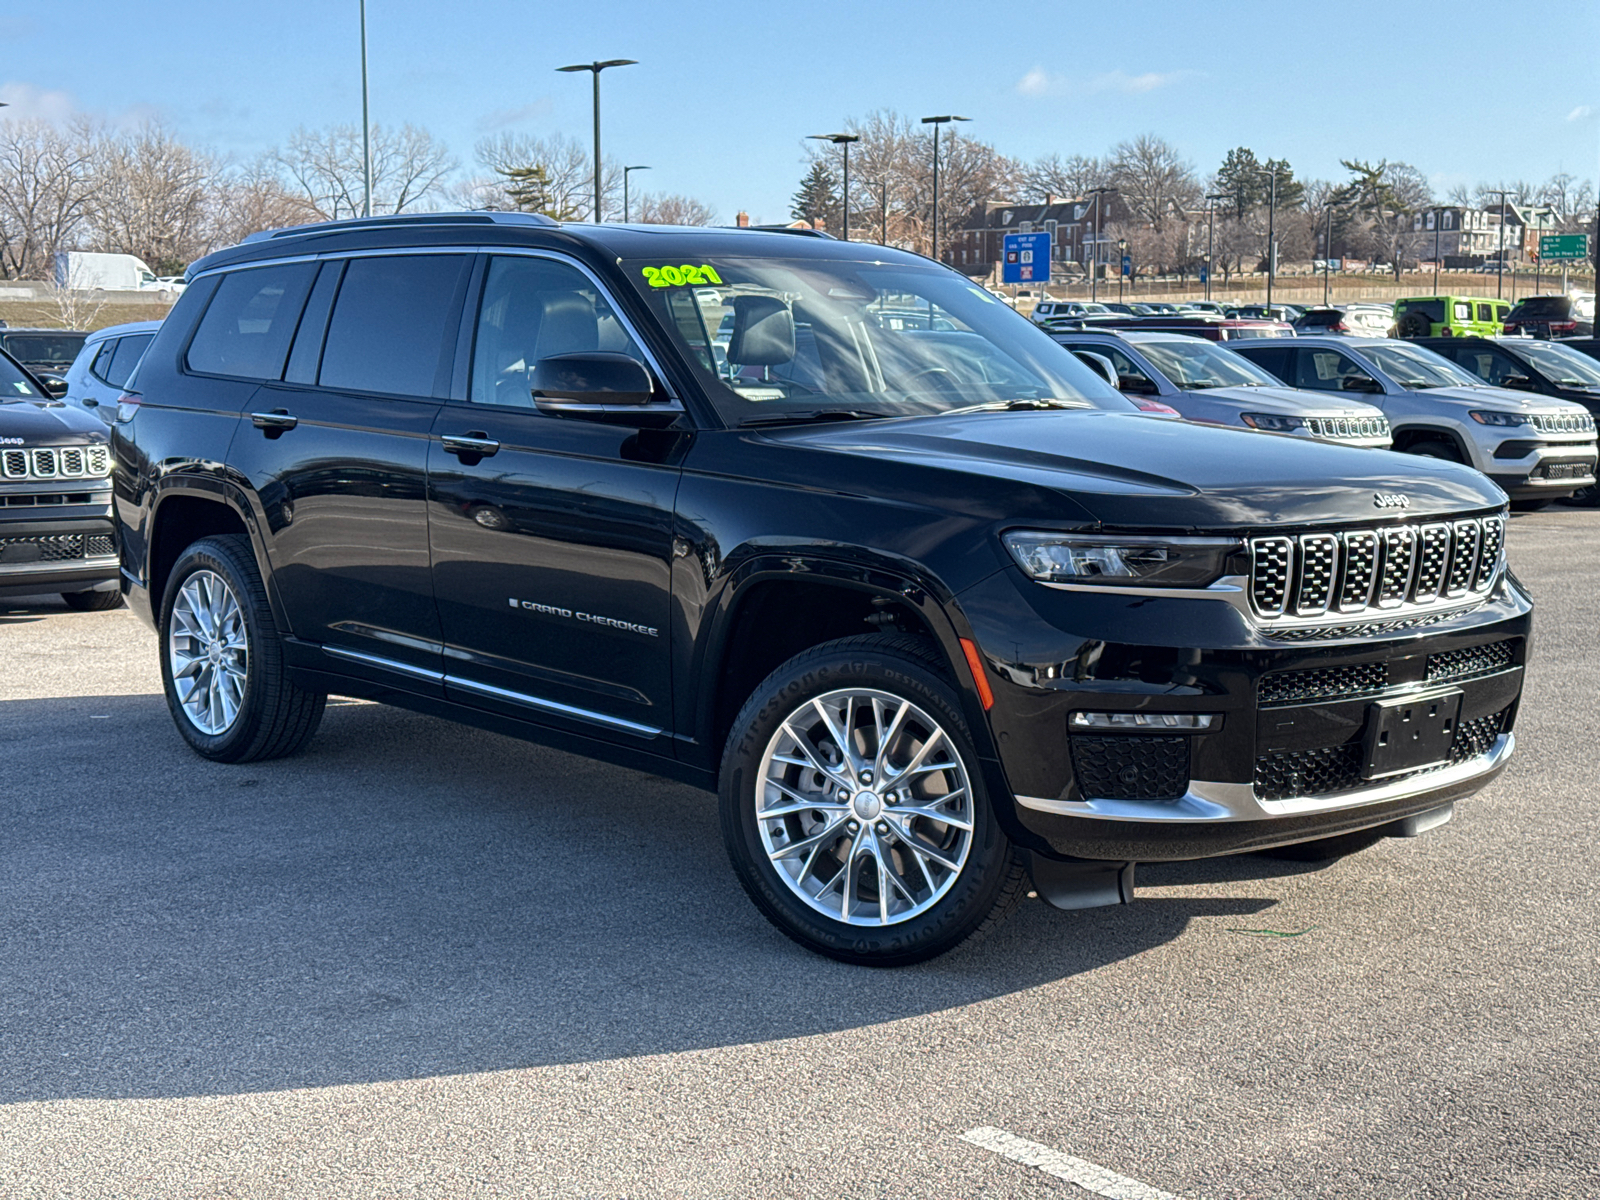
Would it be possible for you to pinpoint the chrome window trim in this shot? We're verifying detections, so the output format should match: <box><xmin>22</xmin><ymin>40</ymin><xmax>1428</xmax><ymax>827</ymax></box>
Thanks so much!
<box><xmin>1017</xmin><ymin>732</ymin><xmax>1512</xmax><ymax>823</ymax></box>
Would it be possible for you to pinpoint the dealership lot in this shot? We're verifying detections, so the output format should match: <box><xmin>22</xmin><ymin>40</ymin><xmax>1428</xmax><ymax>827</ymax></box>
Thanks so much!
<box><xmin>0</xmin><ymin>512</ymin><xmax>1596</xmax><ymax>1198</ymax></box>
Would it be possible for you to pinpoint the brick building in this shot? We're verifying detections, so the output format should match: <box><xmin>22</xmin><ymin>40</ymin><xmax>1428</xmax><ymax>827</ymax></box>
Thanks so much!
<box><xmin>949</xmin><ymin>194</ymin><xmax>1133</xmax><ymax>279</ymax></box>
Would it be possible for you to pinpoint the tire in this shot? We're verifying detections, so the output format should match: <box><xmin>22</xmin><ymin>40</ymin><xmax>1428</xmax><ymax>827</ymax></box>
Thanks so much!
<box><xmin>1405</xmin><ymin>439</ymin><xmax>1464</xmax><ymax>464</ymax></box>
<box><xmin>1510</xmin><ymin>498</ymin><xmax>1555</xmax><ymax>512</ymax></box>
<box><xmin>719</xmin><ymin>633</ymin><xmax>1027</xmax><ymax>966</ymax></box>
<box><xmin>1559</xmin><ymin>484</ymin><xmax>1599</xmax><ymax>507</ymax></box>
<box><xmin>1398</xmin><ymin>313</ymin><xmax>1430</xmax><ymax>339</ymax></box>
<box><xmin>60</xmin><ymin>588</ymin><xmax>123</xmax><ymax>611</ymax></box>
<box><xmin>159</xmin><ymin>534</ymin><xmax>325</xmax><ymax>763</ymax></box>
<box><xmin>1257</xmin><ymin>828</ymin><xmax>1386</xmax><ymax>862</ymax></box>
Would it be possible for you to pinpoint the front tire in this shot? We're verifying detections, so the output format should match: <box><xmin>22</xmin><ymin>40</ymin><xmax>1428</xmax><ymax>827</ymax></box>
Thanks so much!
<box><xmin>60</xmin><ymin>588</ymin><xmax>123</xmax><ymax>611</ymax></box>
<box><xmin>719</xmin><ymin>634</ymin><xmax>1025</xmax><ymax>966</ymax></box>
<box><xmin>1405</xmin><ymin>439</ymin><xmax>1464</xmax><ymax>464</ymax></box>
<box><xmin>159</xmin><ymin>534</ymin><xmax>325</xmax><ymax>763</ymax></box>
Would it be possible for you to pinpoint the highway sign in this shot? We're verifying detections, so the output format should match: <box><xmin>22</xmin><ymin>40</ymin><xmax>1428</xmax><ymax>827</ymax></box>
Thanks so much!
<box><xmin>1002</xmin><ymin>232</ymin><xmax>1050</xmax><ymax>284</ymax></box>
<box><xmin>1539</xmin><ymin>234</ymin><xmax>1589</xmax><ymax>261</ymax></box>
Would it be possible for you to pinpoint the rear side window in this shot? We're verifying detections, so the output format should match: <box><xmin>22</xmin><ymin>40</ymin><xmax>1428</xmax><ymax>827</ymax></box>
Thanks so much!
<box><xmin>1476</xmin><ymin>304</ymin><xmax>1494</xmax><ymax>323</ymax></box>
<box><xmin>103</xmin><ymin>334</ymin><xmax>153</xmax><ymax>388</ymax></box>
<box><xmin>318</xmin><ymin>255</ymin><xmax>470</xmax><ymax>397</ymax></box>
<box><xmin>1401</xmin><ymin>300</ymin><xmax>1445</xmax><ymax>323</ymax></box>
<box><xmin>186</xmin><ymin>263</ymin><xmax>317</xmax><ymax>380</ymax></box>
<box><xmin>88</xmin><ymin>338</ymin><xmax>121</xmax><ymax>385</ymax></box>
<box><xmin>1452</xmin><ymin>303</ymin><xmax>1471</xmax><ymax>322</ymax></box>
<box><xmin>1239</xmin><ymin>345</ymin><xmax>1291</xmax><ymax>379</ymax></box>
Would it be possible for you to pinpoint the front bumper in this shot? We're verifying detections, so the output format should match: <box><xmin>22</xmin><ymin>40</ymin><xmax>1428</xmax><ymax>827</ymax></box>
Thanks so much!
<box><xmin>0</xmin><ymin>507</ymin><xmax>118</xmax><ymax>600</ymax></box>
<box><xmin>958</xmin><ymin>563</ymin><xmax>1531</xmax><ymax>861</ymax></box>
<box><xmin>1485</xmin><ymin>435</ymin><xmax>1597</xmax><ymax>498</ymax></box>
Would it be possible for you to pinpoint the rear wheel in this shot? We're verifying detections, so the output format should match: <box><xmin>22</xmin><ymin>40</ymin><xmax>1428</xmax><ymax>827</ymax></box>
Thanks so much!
<box><xmin>1405</xmin><ymin>439</ymin><xmax>1464</xmax><ymax>464</ymax></box>
<box><xmin>60</xmin><ymin>588</ymin><xmax>123</xmax><ymax>611</ymax></box>
<box><xmin>719</xmin><ymin>634</ymin><xmax>1026</xmax><ymax>966</ymax></box>
<box><xmin>159</xmin><ymin>534</ymin><xmax>325</xmax><ymax>763</ymax></box>
<box><xmin>1559</xmin><ymin>484</ymin><xmax>1599</xmax><ymax>507</ymax></box>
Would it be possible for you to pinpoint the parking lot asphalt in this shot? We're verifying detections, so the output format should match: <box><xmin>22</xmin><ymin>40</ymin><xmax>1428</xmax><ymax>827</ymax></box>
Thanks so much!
<box><xmin>2</xmin><ymin>510</ymin><xmax>1598</xmax><ymax>1199</ymax></box>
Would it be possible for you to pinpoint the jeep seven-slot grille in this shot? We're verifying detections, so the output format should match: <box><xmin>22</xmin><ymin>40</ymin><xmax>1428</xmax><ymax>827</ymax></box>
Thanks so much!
<box><xmin>1250</xmin><ymin>514</ymin><xmax>1505</xmax><ymax>620</ymax></box>
<box><xmin>1304</xmin><ymin>415</ymin><xmax>1390</xmax><ymax>441</ymax></box>
<box><xmin>1253</xmin><ymin>706</ymin><xmax>1510</xmax><ymax>800</ymax></box>
<box><xmin>0</xmin><ymin>446</ymin><xmax>110</xmax><ymax>481</ymax></box>
<box><xmin>1529</xmin><ymin>411</ymin><xmax>1595</xmax><ymax>435</ymax></box>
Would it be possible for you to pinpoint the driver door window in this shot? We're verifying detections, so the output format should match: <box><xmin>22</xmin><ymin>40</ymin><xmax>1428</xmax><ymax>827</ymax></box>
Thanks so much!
<box><xmin>1295</xmin><ymin>349</ymin><xmax>1369</xmax><ymax>391</ymax></box>
<box><xmin>469</xmin><ymin>255</ymin><xmax>646</xmax><ymax>409</ymax></box>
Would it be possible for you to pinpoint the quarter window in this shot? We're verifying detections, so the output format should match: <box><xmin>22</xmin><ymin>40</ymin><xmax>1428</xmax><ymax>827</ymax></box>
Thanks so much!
<box><xmin>185</xmin><ymin>263</ymin><xmax>317</xmax><ymax>380</ymax></box>
<box><xmin>318</xmin><ymin>255</ymin><xmax>470</xmax><ymax>397</ymax></box>
<box><xmin>469</xmin><ymin>256</ymin><xmax>647</xmax><ymax>409</ymax></box>
<box><xmin>88</xmin><ymin>338</ymin><xmax>121</xmax><ymax>386</ymax></box>
<box><xmin>102</xmin><ymin>334</ymin><xmax>153</xmax><ymax>389</ymax></box>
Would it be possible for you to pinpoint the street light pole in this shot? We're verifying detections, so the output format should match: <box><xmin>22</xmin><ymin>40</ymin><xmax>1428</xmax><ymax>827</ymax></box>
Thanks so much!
<box><xmin>1205</xmin><ymin>192</ymin><xmax>1227</xmax><ymax>303</ymax></box>
<box><xmin>1325</xmin><ymin>205</ymin><xmax>1335</xmax><ymax>306</ymax></box>
<box><xmin>359</xmin><ymin>0</ymin><xmax>372</xmax><ymax>217</ymax></box>
<box><xmin>622</xmin><ymin>165</ymin><xmax>649</xmax><ymax>223</ymax></box>
<box><xmin>1086</xmin><ymin>186</ymin><xmax>1117</xmax><ymax>302</ymax></box>
<box><xmin>920</xmin><ymin>115</ymin><xmax>969</xmax><ymax>263</ymax></box>
<box><xmin>1118</xmin><ymin>238</ymin><xmax>1127</xmax><ymax>302</ymax></box>
<box><xmin>1433</xmin><ymin>207</ymin><xmax>1441</xmax><ymax>293</ymax></box>
<box><xmin>808</xmin><ymin>134</ymin><xmax>860</xmax><ymax>240</ymax></box>
<box><xmin>557</xmin><ymin>58</ymin><xmax>638</xmax><ymax>222</ymax></box>
<box><xmin>1265</xmin><ymin>163</ymin><xmax>1278</xmax><ymax>310</ymax></box>
<box><xmin>1491</xmin><ymin>189</ymin><xmax>1510</xmax><ymax>299</ymax></box>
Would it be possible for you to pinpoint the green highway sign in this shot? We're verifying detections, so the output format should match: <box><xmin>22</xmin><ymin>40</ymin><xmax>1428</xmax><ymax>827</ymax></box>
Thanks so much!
<box><xmin>1538</xmin><ymin>234</ymin><xmax>1590</xmax><ymax>261</ymax></box>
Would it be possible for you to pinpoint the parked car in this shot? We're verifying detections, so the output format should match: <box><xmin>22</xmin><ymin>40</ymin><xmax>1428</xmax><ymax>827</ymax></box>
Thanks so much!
<box><xmin>1031</xmin><ymin>300</ymin><xmax>1112</xmax><ymax>329</ymax></box>
<box><xmin>1293</xmin><ymin>307</ymin><xmax>1391</xmax><ymax>337</ymax></box>
<box><xmin>0</xmin><ymin>328</ymin><xmax>90</xmax><ymax>395</ymax></box>
<box><xmin>1232</xmin><ymin>335</ymin><xmax>1597</xmax><ymax>506</ymax></box>
<box><xmin>1227</xmin><ymin>304</ymin><xmax>1303</xmax><ymax>323</ymax></box>
<box><xmin>1393</xmin><ymin>296</ymin><xmax>1509</xmax><ymax>339</ymax></box>
<box><xmin>1500</xmin><ymin>293</ymin><xmax>1595</xmax><ymax>339</ymax></box>
<box><xmin>114</xmin><ymin>211</ymin><xmax>1531</xmax><ymax>965</ymax></box>
<box><xmin>1416</xmin><ymin>336</ymin><xmax>1600</xmax><ymax>411</ymax></box>
<box><xmin>0</xmin><ymin>345</ymin><xmax>121</xmax><ymax>609</ymax></box>
<box><xmin>58</xmin><ymin>320</ymin><xmax>162</xmax><ymax>425</ymax></box>
<box><xmin>1053</xmin><ymin>330</ymin><xmax>1390</xmax><ymax>447</ymax></box>
<box><xmin>1557</xmin><ymin>337</ymin><xmax>1600</xmax><ymax>365</ymax></box>
<box><xmin>1101</xmin><ymin>303</ymin><xmax>1153</xmax><ymax>316</ymax></box>
<box><xmin>1179</xmin><ymin>301</ymin><xmax>1227</xmax><ymax>316</ymax></box>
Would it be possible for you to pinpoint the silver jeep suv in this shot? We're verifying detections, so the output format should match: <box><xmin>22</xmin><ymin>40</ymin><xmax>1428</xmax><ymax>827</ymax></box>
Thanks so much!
<box><xmin>1233</xmin><ymin>336</ymin><xmax>1597</xmax><ymax>503</ymax></box>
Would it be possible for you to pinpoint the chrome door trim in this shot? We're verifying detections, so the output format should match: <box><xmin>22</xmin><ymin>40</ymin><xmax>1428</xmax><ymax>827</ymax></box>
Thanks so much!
<box><xmin>443</xmin><ymin>674</ymin><xmax>662</xmax><ymax>739</ymax></box>
<box><xmin>323</xmin><ymin>644</ymin><xmax>444</xmax><ymax>683</ymax></box>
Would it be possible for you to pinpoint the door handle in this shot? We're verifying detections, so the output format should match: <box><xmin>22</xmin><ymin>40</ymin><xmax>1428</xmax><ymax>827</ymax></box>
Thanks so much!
<box><xmin>441</xmin><ymin>432</ymin><xmax>500</xmax><ymax>458</ymax></box>
<box><xmin>251</xmin><ymin>409</ymin><xmax>299</xmax><ymax>432</ymax></box>
<box><xmin>82</xmin><ymin>397</ymin><xmax>99</xmax><ymax>408</ymax></box>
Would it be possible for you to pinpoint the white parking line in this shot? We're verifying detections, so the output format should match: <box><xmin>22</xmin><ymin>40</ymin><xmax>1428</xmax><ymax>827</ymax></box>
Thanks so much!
<box><xmin>961</xmin><ymin>1126</ymin><xmax>1187</xmax><ymax>1200</ymax></box>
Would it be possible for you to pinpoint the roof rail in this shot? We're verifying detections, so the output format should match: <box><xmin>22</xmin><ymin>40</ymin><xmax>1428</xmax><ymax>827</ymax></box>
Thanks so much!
<box><xmin>727</xmin><ymin>225</ymin><xmax>837</xmax><ymax>239</ymax></box>
<box><xmin>239</xmin><ymin>210</ymin><xmax>558</xmax><ymax>245</ymax></box>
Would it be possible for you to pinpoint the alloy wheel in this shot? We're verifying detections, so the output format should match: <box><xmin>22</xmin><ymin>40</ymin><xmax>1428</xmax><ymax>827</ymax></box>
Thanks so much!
<box><xmin>167</xmin><ymin>569</ymin><xmax>248</xmax><ymax>735</ymax></box>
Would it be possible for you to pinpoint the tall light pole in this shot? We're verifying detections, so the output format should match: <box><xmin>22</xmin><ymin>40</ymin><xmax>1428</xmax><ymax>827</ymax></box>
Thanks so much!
<box><xmin>1433</xmin><ymin>206</ymin><xmax>1442</xmax><ymax>293</ymax></box>
<box><xmin>1086</xmin><ymin>186</ymin><xmax>1117</xmax><ymax>301</ymax></box>
<box><xmin>808</xmin><ymin>133</ymin><xmax>860</xmax><ymax>240</ymax></box>
<box><xmin>557</xmin><ymin>58</ymin><xmax>637</xmax><ymax>223</ymax></box>
<box><xmin>1491</xmin><ymin>188</ymin><xmax>1511</xmax><ymax>299</ymax></box>
<box><xmin>1324</xmin><ymin>204</ymin><xmax>1338</xmax><ymax>307</ymax></box>
<box><xmin>920</xmin><ymin>115</ymin><xmax>969</xmax><ymax>263</ymax></box>
<box><xmin>1117</xmin><ymin>238</ymin><xmax>1127</xmax><ymax>302</ymax></box>
<box><xmin>1205</xmin><ymin>192</ymin><xmax>1227</xmax><ymax>303</ymax></box>
<box><xmin>622</xmin><ymin>165</ymin><xmax>649</xmax><ymax>223</ymax></box>
<box><xmin>1265</xmin><ymin>162</ymin><xmax>1279</xmax><ymax>310</ymax></box>
<box><xmin>359</xmin><ymin>0</ymin><xmax>372</xmax><ymax>217</ymax></box>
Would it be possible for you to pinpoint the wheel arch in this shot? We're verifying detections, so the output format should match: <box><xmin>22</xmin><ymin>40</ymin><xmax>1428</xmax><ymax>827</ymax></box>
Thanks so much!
<box><xmin>1391</xmin><ymin>424</ymin><xmax>1475</xmax><ymax>463</ymax></box>
<box><xmin>147</xmin><ymin>480</ymin><xmax>282</xmax><ymax>627</ymax></box>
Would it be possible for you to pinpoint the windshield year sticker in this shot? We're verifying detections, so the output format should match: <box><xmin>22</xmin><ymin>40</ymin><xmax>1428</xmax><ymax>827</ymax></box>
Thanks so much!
<box><xmin>641</xmin><ymin>264</ymin><xmax>724</xmax><ymax>288</ymax></box>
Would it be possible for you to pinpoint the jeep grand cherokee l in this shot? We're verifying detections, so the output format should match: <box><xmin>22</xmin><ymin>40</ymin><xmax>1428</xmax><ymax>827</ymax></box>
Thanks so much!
<box><xmin>114</xmin><ymin>213</ymin><xmax>1530</xmax><ymax>965</ymax></box>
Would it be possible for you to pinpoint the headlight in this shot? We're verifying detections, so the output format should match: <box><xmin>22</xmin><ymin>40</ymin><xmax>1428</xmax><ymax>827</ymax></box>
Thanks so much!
<box><xmin>1239</xmin><ymin>413</ymin><xmax>1306</xmax><ymax>432</ymax></box>
<box><xmin>1469</xmin><ymin>410</ymin><xmax>1529</xmax><ymax>427</ymax></box>
<box><xmin>1003</xmin><ymin>532</ymin><xmax>1241</xmax><ymax>587</ymax></box>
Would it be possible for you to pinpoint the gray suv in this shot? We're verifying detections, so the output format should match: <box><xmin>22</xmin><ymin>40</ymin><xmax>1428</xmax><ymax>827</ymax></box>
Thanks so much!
<box><xmin>1233</xmin><ymin>336</ymin><xmax>1597</xmax><ymax>504</ymax></box>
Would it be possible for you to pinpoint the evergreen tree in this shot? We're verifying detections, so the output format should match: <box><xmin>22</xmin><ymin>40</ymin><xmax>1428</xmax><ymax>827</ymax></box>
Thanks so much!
<box><xmin>790</xmin><ymin>160</ymin><xmax>839</xmax><ymax>229</ymax></box>
<box><xmin>496</xmin><ymin>163</ymin><xmax>583</xmax><ymax>220</ymax></box>
<box><xmin>1215</xmin><ymin>147</ymin><xmax>1263</xmax><ymax>219</ymax></box>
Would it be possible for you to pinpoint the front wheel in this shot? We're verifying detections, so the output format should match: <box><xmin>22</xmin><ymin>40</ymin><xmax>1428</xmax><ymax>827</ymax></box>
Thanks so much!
<box><xmin>159</xmin><ymin>534</ymin><xmax>325</xmax><ymax>762</ymax></box>
<box><xmin>719</xmin><ymin>634</ymin><xmax>1026</xmax><ymax>966</ymax></box>
<box><xmin>1405</xmin><ymin>439</ymin><xmax>1464</xmax><ymax>464</ymax></box>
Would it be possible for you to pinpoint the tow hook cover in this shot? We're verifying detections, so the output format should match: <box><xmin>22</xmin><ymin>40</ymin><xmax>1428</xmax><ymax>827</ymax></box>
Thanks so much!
<box><xmin>1027</xmin><ymin>854</ymin><xmax>1136</xmax><ymax>911</ymax></box>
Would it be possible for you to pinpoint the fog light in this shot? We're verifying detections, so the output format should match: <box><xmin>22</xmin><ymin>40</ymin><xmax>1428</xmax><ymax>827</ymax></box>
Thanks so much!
<box><xmin>1069</xmin><ymin>712</ymin><xmax>1218</xmax><ymax>731</ymax></box>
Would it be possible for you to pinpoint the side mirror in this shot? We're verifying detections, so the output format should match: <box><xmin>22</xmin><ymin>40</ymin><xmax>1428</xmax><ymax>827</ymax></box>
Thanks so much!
<box><xmin>1500</xmin><ymin>374</ymin><xmax>1535</xmax><ymax>391</ymax></box>
<box><xmin>1117</xmin><ymin>374</ymin><xmax>1160</xmax><ymax>395</ymax></box>
<box><xmin>531</xmin><ymin>352</ymin><xmax>682</xmax><ymax>428</ymax></box>
<box><xmin>1074</xmin><ymin>351</ymin><xmax>1118</xmax><ymax>388</ymax></box>
<box><xmin>1340</xmin><ymin>375</ymin><xmax>1383</xmax><ymax>394</ymax></box>
<box><xmin>40</xmin><ymin>377</ymin><xmax>68</xmax><ymax>399</ymax></box>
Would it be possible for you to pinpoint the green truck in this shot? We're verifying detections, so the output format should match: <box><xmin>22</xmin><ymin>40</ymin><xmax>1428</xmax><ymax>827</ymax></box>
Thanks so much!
<box><xmin>1394</xmin><ymin>295</ymin><xmax>1509</xmax><ymax>339</ymax></box>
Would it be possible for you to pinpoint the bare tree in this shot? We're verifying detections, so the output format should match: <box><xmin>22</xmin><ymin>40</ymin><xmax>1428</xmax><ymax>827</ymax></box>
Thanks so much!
<box><xmin>1020</xmin><ymin>153</ymin><xmax>1107</xmax><ymax>202</ymax></box>
<box><xmin>1107</xmin><ymin>134</ymin><xmax>1199</xmax><ymax>230</ymax></box>
<box><xmin>205</xmin><ymin>158</ymin><xmax>320</xmax><ymax>250</ymax></box>
<box><xmin>88</xmin><ymin>121</ymin><xmax>216</xmax><ymax>272</ymax></box>
<box><xmin>473</xmin><ymin>132</ymin><xmax>620</xmax><ymax>220</ymax></box>
<box><xmin>272</xmin><ymin>123</ymin><xmax>456</xmax><ymax>220</ymax></box>
<box><xmin>1337</xmin><ymin>160</ymin><xmax>1432</xmax><ymax>278</ymax></box>
<box><xmin>39</xmin><ymin>279</ymin><xmax>107</xmax><ymax>329</ymax></box>
<box><xmin>632</xmin><ymin>192</ymin><xmax>716</xmax><ymax>226</ymax></box>
<box><xmin>1474</xmin><ymin>179</ymin><xmax>1535</xmax><ymax>208</ymax></box>
<box><xmin>0</xmin><ymin>117</ymin><xmax>100</xmax><ymax>279</ymax></box>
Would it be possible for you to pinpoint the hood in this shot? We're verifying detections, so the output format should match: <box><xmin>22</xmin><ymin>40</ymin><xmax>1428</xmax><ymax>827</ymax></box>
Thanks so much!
<box><xmin>0</xmin><ymin>398</ymin><xmax>107</xmax><ymax>444</ymax></box>
<box><xmin>1419</xmin><ymin>385</ymin><xmax>1590</xmax><ymax>414</ymax></box>
<box><xmin>776</xmin><ymin>409</ymin><xmax>1501</xmax><ymax>529</ymax></box>
<box><xmin>1182</xmin><ymin>384</ymin><xmax>1384</xmax><ymax>418</ymax></box>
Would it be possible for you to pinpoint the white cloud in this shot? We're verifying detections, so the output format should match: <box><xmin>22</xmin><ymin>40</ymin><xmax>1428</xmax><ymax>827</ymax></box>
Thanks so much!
<box><xmin>1015</xmin><ymin>68</ymin><xmax>1196</xmax><ymax>98</ymax></box>
<box><xmin>1567</xmin><ymin>104</ymin><xmax>1595</xmax><ymax>122</ymax></box>
<box><xmin>0</xmin><ymin>81</ymin><xmax>78</xmax><ymax>123</ymax></box>
<box><xmin>475</xmin><ymin>98</ymin><xmax>556</xmax><ymax>133</ymax></box>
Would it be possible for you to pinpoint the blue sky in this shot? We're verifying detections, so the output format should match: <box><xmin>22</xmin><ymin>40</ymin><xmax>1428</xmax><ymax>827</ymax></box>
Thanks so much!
<box><xmin>3</xmin><ymin>0</ymin><xmax>1597</xmax><ymax>222</ymax></box>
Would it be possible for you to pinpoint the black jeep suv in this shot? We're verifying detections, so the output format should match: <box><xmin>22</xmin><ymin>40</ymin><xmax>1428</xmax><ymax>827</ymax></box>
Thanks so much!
<box><xmin>0</xmin><ymin>346</ymin><xmax>120</xmax><ymax>609</ymax></box>
<box><xmin>114</xmin><ymin>213</ymin><xmax>1530</xmax><ymax>964</ymax></box>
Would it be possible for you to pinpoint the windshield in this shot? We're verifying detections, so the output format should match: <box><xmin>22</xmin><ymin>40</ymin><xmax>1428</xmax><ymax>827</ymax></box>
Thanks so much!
<box><xmin>621</xmin><ymin>254</ymin><xmax>1128</xmax><ymax>425</ymax></box>
<box><xmin>1136</xmin><ymin>338</ymin><xmax>1283</xmax><ymax>389</ymax></box>
<box><xmin>0</xmin><ymin>351</ymin><xmax>42</xmax><ymax>399</ymax></box>
<box><xmin>1514</xmin><ymin>340</ymin><xmax>1600</xmax><ymax>388</ymax></box>
<box><xmin>1362</xmin><ymin>342</ymin><xmax>1483</xmax><ymax>389</ymax></box>
<box><xmin>2</xmin><ymin>333</ymin><xmax>86</xmax><ymax>365</ymax></box>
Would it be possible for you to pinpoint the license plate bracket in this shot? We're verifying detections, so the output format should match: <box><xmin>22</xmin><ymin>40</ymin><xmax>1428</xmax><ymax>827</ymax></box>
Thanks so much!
<box><xmin>1361</xmin><ymin>688</ymin><xmax>1463</xmax><ymax>779</ymax></box>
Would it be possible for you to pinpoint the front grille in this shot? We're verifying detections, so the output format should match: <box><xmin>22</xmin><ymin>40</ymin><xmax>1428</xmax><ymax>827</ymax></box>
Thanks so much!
<box><xmin>1250</xmin><ymin>513</ymin><xmax>1505</xmax><ymax>620</ymax></box>
<box><xmin>1253</xmin><ymin>706</ymin><xmax>1510</xmax><ymax>801</ymax></box>
<box><xmin>0</xmin><ymin>533</ymin><xmax>87</xmax><ymax>563</ymax></box>
<box><xmin>1305</xmin><ymin>415</ymin><xmax>1390</xmax><ymax>441</ymax></box>
<box><xmin>0</xmin><ymin>490</ymin><xmax>98</xmax><ymax>507</ymax></box>
<box><xmin>86</xmin><ymin>534</ymin><xmax>115</xmax><ymax>557</ymax></box>
<box><xmin>1426</xmin><ymin>640</ymin><xmax>1516</xmax><ymax>683</ymax></box>
<box><xmin>0</xmin><ymin>445</ymin><xmax>110</xmax><ymax>481</ymax></box>
<box><xmin>1260</xmin><ymin>661</ymin><xmax>1389</xmax><ymax>705</ymax></box>
<box><xmin>1072</xmin><ymin>735</ymin><xmax>1190</xmax><ymax>801</ymax></box>
<box><xmin>1529</xmin><ymin>411</ymin><xmax>1595</xmax><ymax>435</ymax></box>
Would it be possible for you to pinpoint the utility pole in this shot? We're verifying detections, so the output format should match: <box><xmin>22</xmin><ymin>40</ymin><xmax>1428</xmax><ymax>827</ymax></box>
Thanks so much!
<box><xmin>622</xmin><ymin>165</ymin><xmax>649</xmax><ymax>223</ymax></box>
<box><xmin>557</xmin><ymin>59</ymin><xmax>638</xmax><ymax>222</ymax></box>
<box><xmin>1433</xmin><ymin>207</ymin><xmax>1441</xmax><ymax>293</ymax></box>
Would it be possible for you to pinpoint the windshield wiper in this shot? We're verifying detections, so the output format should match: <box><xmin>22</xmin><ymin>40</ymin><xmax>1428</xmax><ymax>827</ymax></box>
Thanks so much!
<box><xmin>942</xmin><ymin>398</ymin><xmax>1089</xmax><ymax>415</ymax></box>
<box><xmin>740</xmin><ymin>409</ymin><xmax>888</xmax><ymax>428</ymax></box>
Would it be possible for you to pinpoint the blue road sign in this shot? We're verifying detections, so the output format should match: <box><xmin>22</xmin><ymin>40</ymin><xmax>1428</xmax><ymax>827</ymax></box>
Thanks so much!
<box><xmin>1121</xmin><ymin>255</ymin><xmax>1132</xmax><ymax>277</ymax></box>
<box><xmin>1002</xmin><ymin>232</ymin><xmax>1051</xmax><ymax>284</ymax></box>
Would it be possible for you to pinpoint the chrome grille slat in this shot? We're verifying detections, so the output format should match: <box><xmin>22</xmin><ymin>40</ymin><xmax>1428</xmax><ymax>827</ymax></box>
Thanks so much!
<box><xmin>0</xmin><ymin>444</ymin><xmax>110</xmax><ymax>482</ymax></box>
<box><xmin>1250</xmin><ymin>512</ymin><xmax>1506</xmax><ymax>623</ymax></box>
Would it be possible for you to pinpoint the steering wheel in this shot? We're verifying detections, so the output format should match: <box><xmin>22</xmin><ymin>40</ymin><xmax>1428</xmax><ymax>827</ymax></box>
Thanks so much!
<box><xmin>903</xmin><ymin>366</ymin><xmax>961</xmax><ymax>393</ymax></box>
